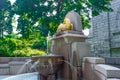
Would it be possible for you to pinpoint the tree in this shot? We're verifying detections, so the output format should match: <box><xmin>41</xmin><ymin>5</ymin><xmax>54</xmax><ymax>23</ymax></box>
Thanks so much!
<box><xmin>12</xmin><ymin>0</ymin><xmax>112</xmax><ymax>38</ymax></box>
<box><xmin>0</xmin><ymin>0</ymin><xmax>13</xmax><ymax>38</ymax></box>
<box><xmin>56</xmin><ymin>0</ymin><xmax>112</xmax><ymax>29</ymax></box>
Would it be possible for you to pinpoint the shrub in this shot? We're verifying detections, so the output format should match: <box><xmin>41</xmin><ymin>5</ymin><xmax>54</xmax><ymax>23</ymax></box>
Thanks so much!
<box><xmin>12</xmin><ymin>47</ymin><xmax>46</xmax><ymax>57</ymax></box>
<box><xmin>9</xmin><ymin>38</ymin><xmax>23</xmax><ymax>50</ymax></box>
<box><xmin>0</xmin><ymin>38</ymin><xmax>17</xmax><ymax>57</ymax></box>
<box><xmin>0</xmin><ymin>37</ymin><xmax>47</xmax><ymax>57</ymax></box>
<box><xmin>32</xmin><ymin>37</ymin><xmax>47</xmax><ymax>50</ymax></box>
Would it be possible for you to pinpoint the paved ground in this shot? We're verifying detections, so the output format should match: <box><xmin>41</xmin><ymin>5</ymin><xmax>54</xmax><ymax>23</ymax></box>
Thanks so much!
<box><xmin>0</xmin><ymin>75</ymin><xmax>10</xmax><ymax>80</ymax></box>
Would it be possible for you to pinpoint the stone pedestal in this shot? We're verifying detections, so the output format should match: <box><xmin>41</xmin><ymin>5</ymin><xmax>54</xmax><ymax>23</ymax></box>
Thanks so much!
<box><xmin>51</xmin><ymin>32</ymin><xmax>90</xmax><ymax>80</ymax></box>
<box><xmin>82</xmin><ymin>57</ymin><xmax>105</xmax><ymax>80</ymax></box>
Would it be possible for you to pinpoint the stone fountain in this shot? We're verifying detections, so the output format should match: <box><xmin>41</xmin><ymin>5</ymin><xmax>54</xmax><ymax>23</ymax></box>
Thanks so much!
<box><xmin>31</xmin><ymin>11</ymin><xmax>90</xmax><ymax>80</ymax></box>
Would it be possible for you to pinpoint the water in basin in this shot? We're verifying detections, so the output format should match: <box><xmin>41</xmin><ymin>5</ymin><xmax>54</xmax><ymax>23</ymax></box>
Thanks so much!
<box><xmin>2</xmin><ymin>72</ymin><xmax>39</xmax><ymax>80</ymax></box>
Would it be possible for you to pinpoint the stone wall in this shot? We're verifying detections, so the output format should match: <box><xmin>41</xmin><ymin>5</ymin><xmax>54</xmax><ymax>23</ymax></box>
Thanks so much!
<box><xmin>0</xmin><ymin>57</ymin><xmax>31</xmax><ymax>75</ymax></box>
<box><xmin>88</xmin><ymin>0</ymin><xmax>120</xmax><ymax>57</ymax></box>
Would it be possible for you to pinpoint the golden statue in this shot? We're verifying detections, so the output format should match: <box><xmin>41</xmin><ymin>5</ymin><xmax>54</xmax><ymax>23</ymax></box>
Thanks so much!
<box><xmin>57</xmin><ymin>18</ymin><xmax>73</xmax><ymax>32</ymax></box>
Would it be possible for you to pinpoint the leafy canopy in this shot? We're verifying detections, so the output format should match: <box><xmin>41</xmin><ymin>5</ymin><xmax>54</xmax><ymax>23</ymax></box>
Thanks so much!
<box><xmin>12</xmin><ymin>0</ymin><xmax>112</xmax><ymax>37</ymax></box>
<box><xmin>0</xmin><ymin>0</ymin><xmax>112</xmax><ymax>38</ymax></box>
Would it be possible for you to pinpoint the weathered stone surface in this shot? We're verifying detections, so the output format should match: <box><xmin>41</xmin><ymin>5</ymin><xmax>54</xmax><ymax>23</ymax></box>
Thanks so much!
<box><xmin>95</xmin><ymin>64</ymin><xmax>120</xmax><ymax>78</ymax></box>
<box><xmin>0</xmin><ymin>64</ymin><xmax>9</xmax><ymax>68</ymax></box>
<box><xmin>0</xmin><ymin>64</ymin><xmax>9</xmax><ymax>75</ymax></box>
<box><xmin>0</xmin><ymin>57</ymin><xmax>11</xmax><ymax>63</ymax></box>
<box><xmin>82</xmin><ymin>62</ymin><xmax>94</xmax><ymax>80</ymax></box>
<box><xmin>65</xmin><ymin>11</ymin><xmax>83</xmax><ymax>33</ymax></box>
<box><xmin>105</xmin><ymin>57</ymin><xmax>120</xmax><ymax>68</ymax></box>
<box><xmin>0</xmin><ymin>57</ymin><xmax>30</xmax><ymax>75</ymax></box>
<box><xmin>71</xmin><ymin>42</ymin><xmax>90</xmax><ymax>66</ymax></box>
<box><xmin>82</xmin><ymin>57</ymin><xmax>105</xmax><ymax>80</ymax></box>
<box><xmin>83</xmin><ymin>57</ymin><xmax>105</xmax><ymax>64</ymax></box>
<box><xmin>87</xmin><ymin>0</ymin><xmax>120</xmax><ymax>57</ymax></box>
<box><xmin>9</xmin><ymin>61</ymin><xmax>27</xmax><ymax>75</ymax></box>
<box><xmin>107</xmin><ymin>78</ymin><xmax>120</xmax><ymax>80</ymax></box>
<box><xmin>94</xmin><ymin>70</ymin><xmax>106</xmax><ymax>80</ymax></box>
<box><xmin>52</xmin><ymin>32</ymin><xmax>90</xmax><ymax>80</ymax></box>
<box><xmin>0</xmin><ymin>68</ymin><xmax>9</xmax><ymax>75</ymax></box>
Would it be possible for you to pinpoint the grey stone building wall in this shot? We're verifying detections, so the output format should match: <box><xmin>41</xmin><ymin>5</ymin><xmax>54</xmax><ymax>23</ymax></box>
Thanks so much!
<box><xmin>87</xmin><ymin>0</ymin><xmax>120</xmax><ymax>57</ymax></box>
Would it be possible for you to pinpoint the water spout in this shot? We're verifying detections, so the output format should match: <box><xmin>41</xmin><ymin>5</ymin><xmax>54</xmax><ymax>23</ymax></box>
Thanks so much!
<box><xmin>30</xmin><ymin>60</ymin><xmax>40</xmax><ymax>72</ymax></box>
<box><xmin>17</xmin><ymin>59</ymin><xmax>32</xmax><ymax>74</ymax></box>
<box><xmin>46</xmin><ymin>31</ymin><xmax>51</xmax><ymax>55</ymax></box>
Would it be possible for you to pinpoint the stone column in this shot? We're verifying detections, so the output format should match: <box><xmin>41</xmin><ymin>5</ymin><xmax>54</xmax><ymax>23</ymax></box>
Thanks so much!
<box><xmin>51</xmin><ymin>32</ymin><xmax>90</xmax><ymax>80</ymax></box>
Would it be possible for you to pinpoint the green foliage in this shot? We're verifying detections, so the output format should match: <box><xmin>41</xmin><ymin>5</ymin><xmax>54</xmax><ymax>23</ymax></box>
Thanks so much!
<box><xmin>10</xmin><ymin>38</ymin><xmax>23</xmax><ymax>49</ymax></box>
<box><xmin>88</xmin><ymin>0</ymin><xmax>113</xmax><ymax>16</ymax></box>
<box><xmin>0</xmin><ymin>0</ymin><xmax>112</xmax><ymax>38</ymax></box>
<box><xmin>0</xmin><ymin>38</ymin><xmax>47</xmax><ymax>57</ymax></box>
<box><xmin>5</xmin><ymin>33</ymin><xmax>19</xmax><ymax>39</ymax></box>
<box><xmin>12</xmin><ymin>47</ymin><xmax>46</xmax><ymax>57</ymax></box>
<box><xmin>12</xmin><ymin>0</ymin><xmax>112</xmax><ymax>38</ymax></box>
<box><xmin>0</xmin><ymin>0</ymin><xmax>13</xmax><ymax>38</ymax></box>
<box><xmin>32</xmin><ymin>37</ymin><xmax>47</xmax><ymax>51</ymax></box>
<box><xmin>0</xmin><ymin>38</ymin><xmax>16</xmax><ymax>56</ymax></box>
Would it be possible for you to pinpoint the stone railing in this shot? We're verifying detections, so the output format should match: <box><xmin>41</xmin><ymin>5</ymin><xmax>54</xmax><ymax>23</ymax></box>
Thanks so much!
<box><xmin>82</xmin><ymin>57</ymin><xmax>120</xmax><ymax>80</ymax></box>
<box><xmin>0</xmin><ymin>57</ymin><xmax>31</xmax><ymax>75</ymax></box>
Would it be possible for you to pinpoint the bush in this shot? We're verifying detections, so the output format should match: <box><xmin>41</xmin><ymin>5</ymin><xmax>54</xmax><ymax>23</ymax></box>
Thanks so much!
<box><xmin>0</xmin><ymin>38</ymin><xmax>17</xmax><ymax>57</ymax></box>
<box><xmin>32</xmin><ymin>37</ymin><xmax>47</xmax><ymax>50</ymax></box>
<box><xmin>10</xmin><ymin>38</ymin><xmax>23</xmax><ymax>50</ymax></box>
<box><xmin>0</xmin><ymin>37</ymin><xmax>47</xmax><ymax>57</ymax></box>
<box><xmin>12</xmin><ymin>47</ymin><xmax>46</xmax><ymax>57</ymax></box>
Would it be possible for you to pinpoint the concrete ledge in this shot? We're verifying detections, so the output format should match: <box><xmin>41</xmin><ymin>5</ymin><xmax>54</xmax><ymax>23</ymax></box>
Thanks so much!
<box><xmin>95</xmin><ymin>64</ymin><xmax>120</xmax><ymax>78</ymax></box>
<box><xmin>0</xmin><ymin>68</ymin><xmax>9</xmax><ymax>75</ymax></box>
<box><xmin>107</xmin><ymin>78</ymin><xmax>120</xmax><ymax>80</ymax></box>
<box><xmin>0</xmin><ymin>64</ymin><xmax>9</xmax><ymax>68</ymax></box>
<box><xmin>83</xmin><ymin>57</ymin><xmax>105</xmax><ymax>64</ymax></box>
<box><xmin>9</xmin><ymin>61</ymin><xmax>25</xmax><ymax>65</ymax></box>
<box><xmin>105</xmin><ymin>57</ymin><xmax>120</xmax><ymax>64</ymax></box>
<box><xmin>0</xmin><ymin>57</ymin><xmax>30</xmax><ymax>75</ymax></box>
<box><xmin>0</xmin><ymin>64</ymin><xmax>10</xmax><ymax>75</ymax></box>
<box><xmin>0</xmin><ymin>57</ymin><xmax>11</xmax><ymax>63</ymax></box>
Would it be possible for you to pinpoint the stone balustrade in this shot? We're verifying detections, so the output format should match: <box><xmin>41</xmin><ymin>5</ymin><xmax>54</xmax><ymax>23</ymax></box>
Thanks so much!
<box><xmin>95</xmin><ymin>64</ymin><xmax>120</xmax><ymax>80</ymax></box>
<box><xmin>82</xmin><ymin>57</ymin><xmax>120</xmax><ymax>80</ymax></box>
<box><xmin>0</xmin><ymin>57</ymin><xmax>31</xmax><ymax>75</ymax></box>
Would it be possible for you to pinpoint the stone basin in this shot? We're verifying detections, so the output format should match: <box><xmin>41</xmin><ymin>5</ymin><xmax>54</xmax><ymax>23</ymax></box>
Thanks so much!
<box><xmin>31</xmin><ymin>55</ymin><xmax>63</xmax><ymax>79</ymax></box>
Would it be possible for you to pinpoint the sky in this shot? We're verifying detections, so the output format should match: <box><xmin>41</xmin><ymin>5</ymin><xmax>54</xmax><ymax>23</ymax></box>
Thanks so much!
<box><xmin>9</xmin><ymin>0</ymin><xmax>89</xmax><ymax>36</ymax></box>
<box><xmin>83</xmin><ymin>29</ymin><xmax>89</xmax><ymax>36</ymax></box>
<box><xmin>10</xmin><ymin>0</ymin><xmax>16</xmax><ymax>5</ymax></box>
